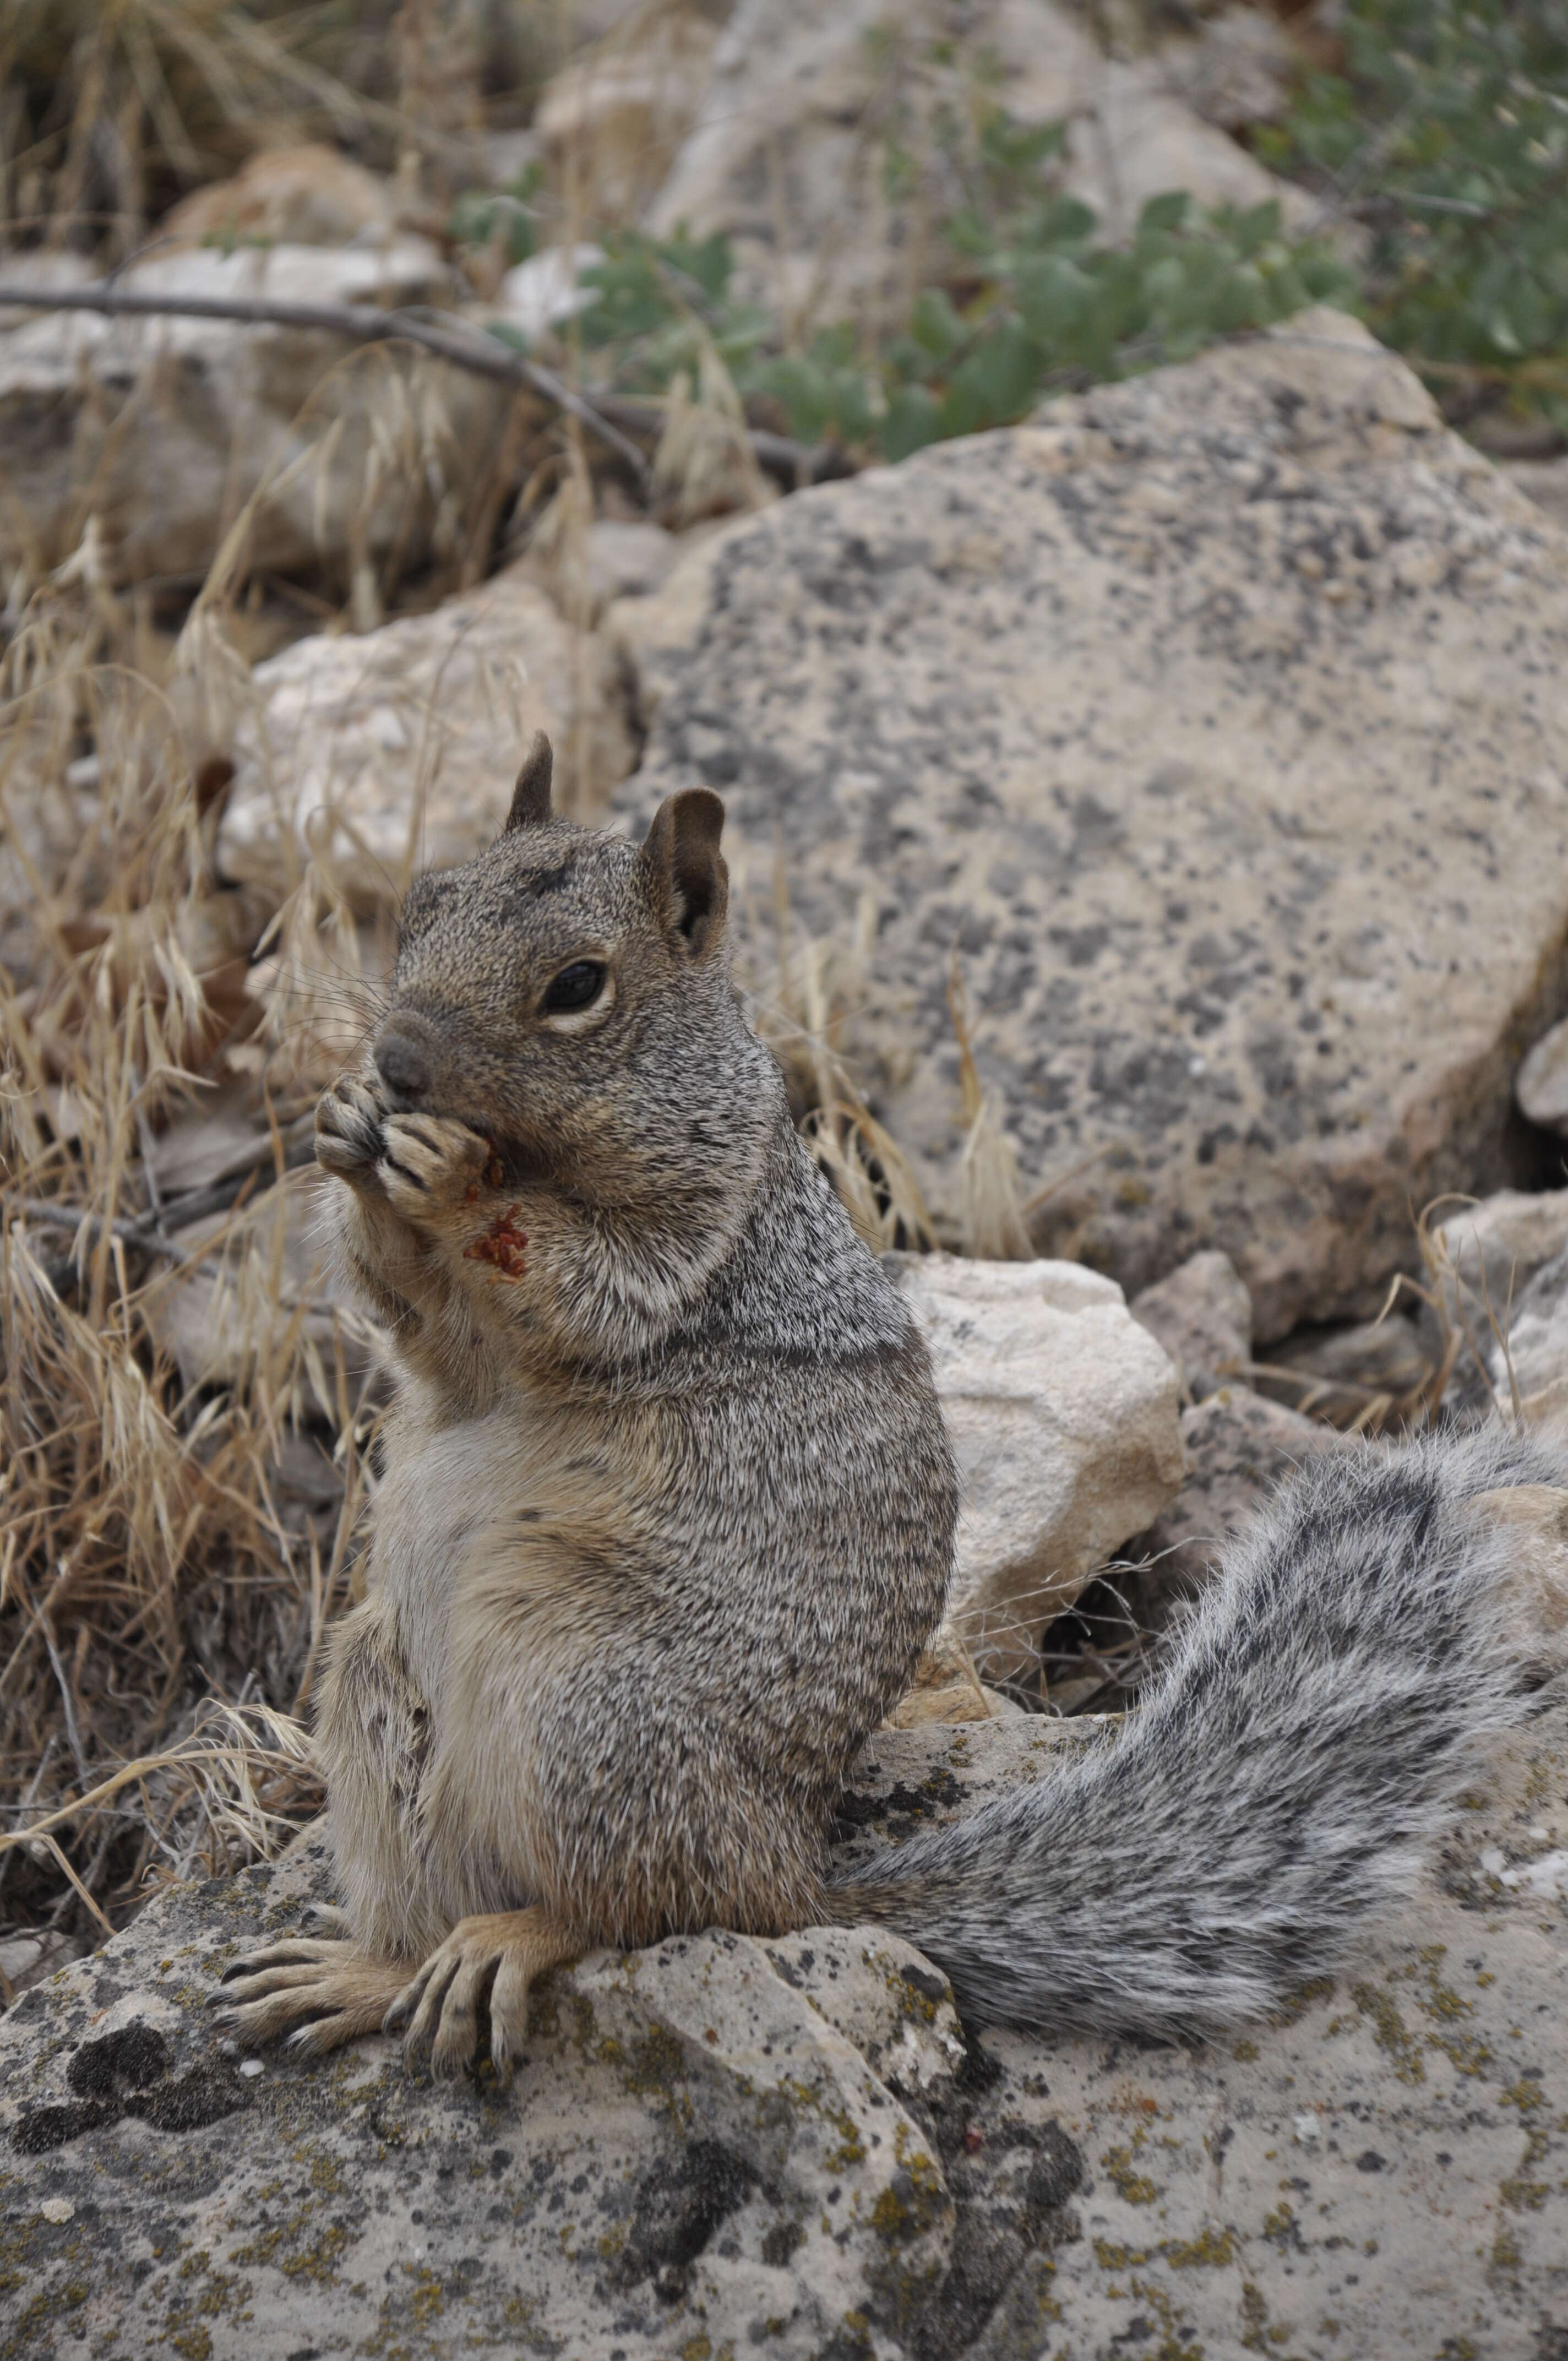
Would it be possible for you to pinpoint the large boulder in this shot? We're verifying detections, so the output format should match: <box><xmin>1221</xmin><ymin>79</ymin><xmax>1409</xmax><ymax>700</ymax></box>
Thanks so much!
<box><xmin>4</xmin><ymin>1705</ymin><xmax>1565</xmax><ymax>2357</ymax></box>
<box><xmin>614</xmin><ymin>311</ymin><xmax>1568</xmax><ymax>1339</ymax></box>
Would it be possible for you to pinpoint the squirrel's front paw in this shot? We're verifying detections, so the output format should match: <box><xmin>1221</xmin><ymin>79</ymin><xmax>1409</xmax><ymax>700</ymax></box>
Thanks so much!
<box><xmin>378</xmin><ymin>1113</ymin><xmax>496</xmax><ymax>1222</ymax></box>
<box><xmin>315</xmin><ymin>1073</ymin><xmax>387</xmax><ymax>1188</ymax></box>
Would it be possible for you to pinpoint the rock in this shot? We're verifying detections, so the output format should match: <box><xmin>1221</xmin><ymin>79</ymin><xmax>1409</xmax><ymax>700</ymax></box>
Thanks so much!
<box><xmin>154</xmin><ymin>144</ymin><xmax>399</xmax><ymax>251</ymax></box>
<box><xmin>1482</xmin><ymin>1245</ymin><xmax>1568</xmax><ymax>1408</ymax></box>
<box><xmin>516</xmin><ymin>515</ymin><xmax>687</xmax><ymax>623</ymax></box>
<box><xmin>217</xmin><ymin>564</ymin><xmax>636</xmax><ymax>911</ymax></box>
<box><xmin>1130</xmin><ymin>1247</ymin><xmax>1252</xmax><ymax>1399</ymax></box>
<box><xmin>642</xmin><ymin>0</ymin><xmax>1303</xmax><ymax>330</ymax></box>
<box><xmin>1123</xmin><ymin>1382</ymin><xmax>1344</xmax><ymax>1618</ymax></box>
<box><xmin>1156</xmin><ymin>6</ymin><xmax>1301</xmax><ymax>135</ymax></box>
<box><xmin>0</xmin><ymin>1724</ymin><xmax>1036</xmax><ymax>2360</ymax></box>
<box><xmin>1258</xmin><ymin>1312</ymin><xmax>1436</xmax><ymax>1427</ymax></box>
<box><xmin>1518</xmin><ymin>1012</ymin><xmax>1568</xmax><ymax>1132</ymax></box>
<box><xmin>886</xmin><ymin>1254</ymin><xmax>1183</xmax><ymax>1674</ymax></box>
<box><xmin>144</xmin><ymin>1168</ymin><xmax>380</xmax><ymax>1402</ymax></box>
<box><xmin>0</xmin><ymin>242</ymin><xmax>516</xmax><ymax>589</ymax></box>
<box><xmin>494</xmin><ymin>241</ymin><xmax>605</xmax><ymax>341</ymax></box>
<box><xmin>536</xmin><ymin>3</ymin><xmax>723</xmax><ymax>227</ymax></box>
<box><xmin>1502</xmin><ymin>453</ymin><xmax>1568</xmax><ymax>534</ymax></box>
<box><xmin>1422</xmin><ymin>1189</ymin><xmax>1568</xmax><ymax>1407</ymax></box>
<box><xmin>888</xmin><ymin>1623</ymin><xmax>1021</xmax><ymax>1727</ymax></box>
<box><xmin>5</xmin><ymin>1706</ymin><xmax>1565</xmax><ymax>2358</ymax></box>
<box><xmin>584</xmin><ymin>516</ymin><xmax>682</xmax><ymax>612</ymax></box>
<box><xmin>617</xmin><ymin>311</ymin><xmax>1568</xmax><ymax>1338</ymax></box>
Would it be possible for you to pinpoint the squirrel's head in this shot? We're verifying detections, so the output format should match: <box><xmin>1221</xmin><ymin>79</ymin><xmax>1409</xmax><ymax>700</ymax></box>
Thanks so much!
<box><xmin>371</xmin><ymin>734</ymin><xmax>781</xmax><ymax>1205</ymax></box>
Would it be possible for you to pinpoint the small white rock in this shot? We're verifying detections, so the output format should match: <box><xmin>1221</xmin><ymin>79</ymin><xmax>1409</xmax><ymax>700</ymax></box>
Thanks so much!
<box><xmin>1479</xmin><ymin>1847</ymin><xmax>1508</xmax><ymax>1879</ymax></box>
<box><xmin>886</xmin><ymin>1254</ymin><xmax>1184</xmax><ymax>1674</ymax></box>
<box><xmin>1292</xmin><ymin>2113</ymin><xmax>1322</xmax><ymax>2146</ymax></box>
<box><xmin>1499</xmin><ymin>1849</ymin><xmax>1568</xmax><ymax>1899</ymax></box>
<box><xmin>40</xmin><ymin>2197</ymin><xmax>74</xmax><ymax>2223</ymax></box>
<box><xmin>238</xmin><ymin>2058</ymin><xmax>265</xmax><ymax>2079</ymax></box>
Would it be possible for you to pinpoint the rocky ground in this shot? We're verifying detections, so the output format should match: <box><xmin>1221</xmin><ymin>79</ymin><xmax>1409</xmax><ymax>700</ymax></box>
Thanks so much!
<box><xmin>2</xmin><ymin>1707</ymin><xmax>1565</xmax><ymax>2359</ymax></box>
<box><xmin>7</xmin><ymin>5</ymin><xmax>1568</xmax><ymax>2355</ymax></box>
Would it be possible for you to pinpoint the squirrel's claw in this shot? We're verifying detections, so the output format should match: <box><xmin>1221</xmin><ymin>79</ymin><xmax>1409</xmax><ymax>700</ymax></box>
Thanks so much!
<box><xmin>377</xmin><ymin>1113</ymin><xmax>494</xmax><ymax>1222</ymax></box>
<box><xmin>384</xmin><ymin>1908</ymin><xmax>580</xmax><ymax>2081</ymax></box>
<box><xmin>315</xmin><ymin>1073</ymin><xmax>387</xmax><ymax>1187</ymax></box>
<box><xmin>210</xmin><ymin>1934</ymin><xmax>409</xmax><ymax>2055</ymax></box>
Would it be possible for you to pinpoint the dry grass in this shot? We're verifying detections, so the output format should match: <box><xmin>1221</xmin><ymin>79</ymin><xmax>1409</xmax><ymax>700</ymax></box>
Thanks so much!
<box><xmin>0</xmin><ymin>516</ymin><xmax>392</xmax><ymax>1962</ymax></box>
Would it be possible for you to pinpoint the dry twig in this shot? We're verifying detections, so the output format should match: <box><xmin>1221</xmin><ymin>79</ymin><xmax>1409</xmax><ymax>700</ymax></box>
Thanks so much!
<box><xmin>0</xmin><ymin>282</ymin><xmax>859</xmax><ymax>498</ymax></box>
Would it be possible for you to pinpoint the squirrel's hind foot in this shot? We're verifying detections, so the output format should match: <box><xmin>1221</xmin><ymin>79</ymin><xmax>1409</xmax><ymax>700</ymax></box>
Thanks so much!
<box><xmin>383</xmin><ymin>1908</ymin><xmax>582</xmax><ymax>2082</ymax></box>
<box><xmin>213</xmin><ymin>1935</ymin><xmax>410</xmax><ymax>2058</ymax></box>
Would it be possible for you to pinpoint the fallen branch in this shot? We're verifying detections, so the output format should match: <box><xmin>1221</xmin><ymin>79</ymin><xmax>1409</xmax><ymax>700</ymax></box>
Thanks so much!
<box><xmin>0</xmin><ymin>280</ymin><xmax>654</xmax><ymax>494</ymax></box>
<box><xmin>0</xmin><ymin>284</ymin><xmax>858</xmax><ymax>495</ymax></box>
<box><xmin>8</xmin><ymin>1116</ymin><xmax>318</xmax><ymax>1263</ymax></box>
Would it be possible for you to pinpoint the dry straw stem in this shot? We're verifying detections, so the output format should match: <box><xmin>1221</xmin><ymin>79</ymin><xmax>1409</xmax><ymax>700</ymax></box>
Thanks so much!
<box><xmin>0</xmin><ymin>0</ymin><xmax>481</xmax><ymax>254</ymax></box>
<box><xmin>0</xmin><ymin>281</ymin><xmax>658</xmax><ymax>499</ymax></box>
<box><xmin>0</xmin><ymin>546</ymin><xmax>377</xmax><ymax>1951</ymax></box>
<box><xmin>948</xmin><ymin>955</ymin><xmax>1033</xmax><ymax>1260</ymax></box>
<box><xmin>747</xmin><ymin>858</ymin><xmax>934</xmax><ymax>1255</ymax></box>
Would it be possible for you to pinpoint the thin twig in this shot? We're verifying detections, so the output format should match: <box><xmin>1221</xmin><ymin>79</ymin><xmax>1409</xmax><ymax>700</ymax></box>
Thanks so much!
<box><xmin>0</xmin><ymin>281</ymin><xmax>655</xmax><ymax>494</ymax></box>
<box><xmin>36</xmin><ymin>1611</ymin><xmax>90</xmax><ymax>1793</ymax></box>
<box><xmin>39</xmin><ymin>1832</ymin><xmax>116</xmax><ymax>1940</ymax></box>
<box><xmin>8</xmin><ymin>1118</ymin><xmax>318</xmax><ymax>1260</ymax></box>
<box><xmin>0</xmin><ymin>283</ymin><xmax>858</xmax><ymax>495</ymax></box>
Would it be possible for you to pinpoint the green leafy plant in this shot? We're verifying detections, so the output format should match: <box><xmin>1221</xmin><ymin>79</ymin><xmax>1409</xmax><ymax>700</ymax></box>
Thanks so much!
<box><xmin>539</xmin><ymin>104</ymin><xmax>1353</xmax><ymax>464</ymax></box>
<box><xmin>447</xmin><ymin>165</ymin><xmax>543</xmax><ymax>270</ymax></box>
<box><xmin>1263</xmin><ymin>0</ymin><xmax>1568</xmax><ymax>431</ymax></box>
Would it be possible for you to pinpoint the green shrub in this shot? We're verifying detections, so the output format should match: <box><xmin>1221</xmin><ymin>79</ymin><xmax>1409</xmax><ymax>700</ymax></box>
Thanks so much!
<box><xmin>1264</xmin><ymin>0</ymin><xmax>1568</xmax><ymax>430</ymax></box>
<box><xmin>502</xmin><ymin>104</ymin><xmax>1353</xmax><ymax>463</ymax></box>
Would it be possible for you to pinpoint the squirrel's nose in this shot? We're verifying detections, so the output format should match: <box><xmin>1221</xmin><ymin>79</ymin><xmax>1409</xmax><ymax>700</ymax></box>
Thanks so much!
<box><xmin>374</xmin><ymin>1022</ymin><xmax>432</xmax><ymax>1107</ymax></box>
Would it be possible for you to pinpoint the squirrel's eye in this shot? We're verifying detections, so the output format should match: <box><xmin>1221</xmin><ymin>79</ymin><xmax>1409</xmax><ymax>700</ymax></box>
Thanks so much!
<box><xmin>542</xmin><ymin>960</ymin><xmax>607</xmax><ymax>1015</ymax></box>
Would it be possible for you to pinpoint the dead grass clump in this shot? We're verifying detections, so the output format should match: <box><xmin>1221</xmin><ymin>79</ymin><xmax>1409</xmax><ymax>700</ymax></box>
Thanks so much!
<box><xmin>0</xmin><ymin>568</ymin><xmax>384</xmax><ymax>1964</ymax></box>
<box><xmin>0</xmin><ymin>0</ymin><xmax>384</xmax><ymax>258</ymax></box>
<box><xmin>747</xmin><ymin>861</ymin><xmax>934</xmax><ymax>1254</ymax></box>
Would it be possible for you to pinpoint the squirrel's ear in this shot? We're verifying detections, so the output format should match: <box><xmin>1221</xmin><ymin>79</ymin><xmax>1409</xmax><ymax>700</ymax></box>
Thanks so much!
<box><xmin>639</xmin><ymin>788</ymin><xmax>728</xmax><ymax>960</ymax></box>
<box><xmin>503</xmin><ymin>732</ymin><xmax>554</xmax><ymax>833</ymax></box>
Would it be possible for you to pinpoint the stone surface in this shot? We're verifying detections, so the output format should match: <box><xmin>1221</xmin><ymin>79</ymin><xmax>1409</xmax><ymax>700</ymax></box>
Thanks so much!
<box><xmin>1123</xmin><ymin>1381</ymin><xmax>1344</xmax><ymax>1618</ymax></box>
<box><xmin>886</xmin><ymin>1253</ymin><xmax>1183</xmax><ymax>1674</ymax></box>
<box><xmin>1157</xmin><ymin>5</ymin><xmax>1301</xmax><ymax>135</ymax></box>
<box><xmin>1259</xmin><ymin>1312</ymin><xmax>1435</xmax><ymax>1427</ymax></box>
<box><xmin>1518</xmin><ymin>1013</ymin><xmax>1568</xmax><ymax>1134</ymax></box>
<box><xmin>217</xmin><ymin>563</ymin><xmax>635</xmax><ymax>911</ymax></box>
<box><xmin>1130</xmin><ymin>1247</ymin><xmax>1253</xmax><ymax>1400</ymax></box>
<box><xmin>1424</xmin><ymin>1189</ymin><xmax>1568</xmax><ymax>1409</ymax></box>
<box><xmin>1483</xmin><ymin>1246</ymin><xmax>1568</xmax><ymax>1410</ymax></box>
<box><xmin>537</xmin><ymin>2</ymin><xmax>722</xmax><ymax>226</ymax></box>
<box><xmin>4</xmin><ymin>1709</ymin><xmax>1565</xmax><ymax>2358</ymax></box>
<box><xmin>0</xmin><ymin>242</ymin><xmax>515</xmax><ymax>588</ymax></box>
<box><xmin>643</xmin><ymin>0</ymin><xmax>1300</xmax><ymax>331</ymax></box>
<box><xmin>616</xmin><ymin>310</ymin><xmax>1568</xmax><ymax>1339</ymax></box>
<box><xmin>154</xmin><ymin>144</ymin><xmax>399</xmax><ymax>251</ymax></box>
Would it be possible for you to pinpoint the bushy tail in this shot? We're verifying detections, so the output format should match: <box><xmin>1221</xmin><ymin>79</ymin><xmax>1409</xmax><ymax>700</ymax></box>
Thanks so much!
<box><xmin>832</xmin><ymin>1428</ymin><xmax>1568</xmax><ymax>2040</ymax></box>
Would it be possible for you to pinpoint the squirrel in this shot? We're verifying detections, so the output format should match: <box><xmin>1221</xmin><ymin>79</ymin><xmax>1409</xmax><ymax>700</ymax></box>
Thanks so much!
<box><xmin>218</xmin><ymin>733</ymin><xmax>1568</xmax><ymax>2075</ymax></box>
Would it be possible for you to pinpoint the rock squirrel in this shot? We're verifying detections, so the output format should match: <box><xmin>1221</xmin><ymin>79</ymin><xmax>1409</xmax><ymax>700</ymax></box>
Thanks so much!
<box><xmin>219</xmin><ymin>737</ymin><xmax>1568</xmax><ymax>2074</ymax></box>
